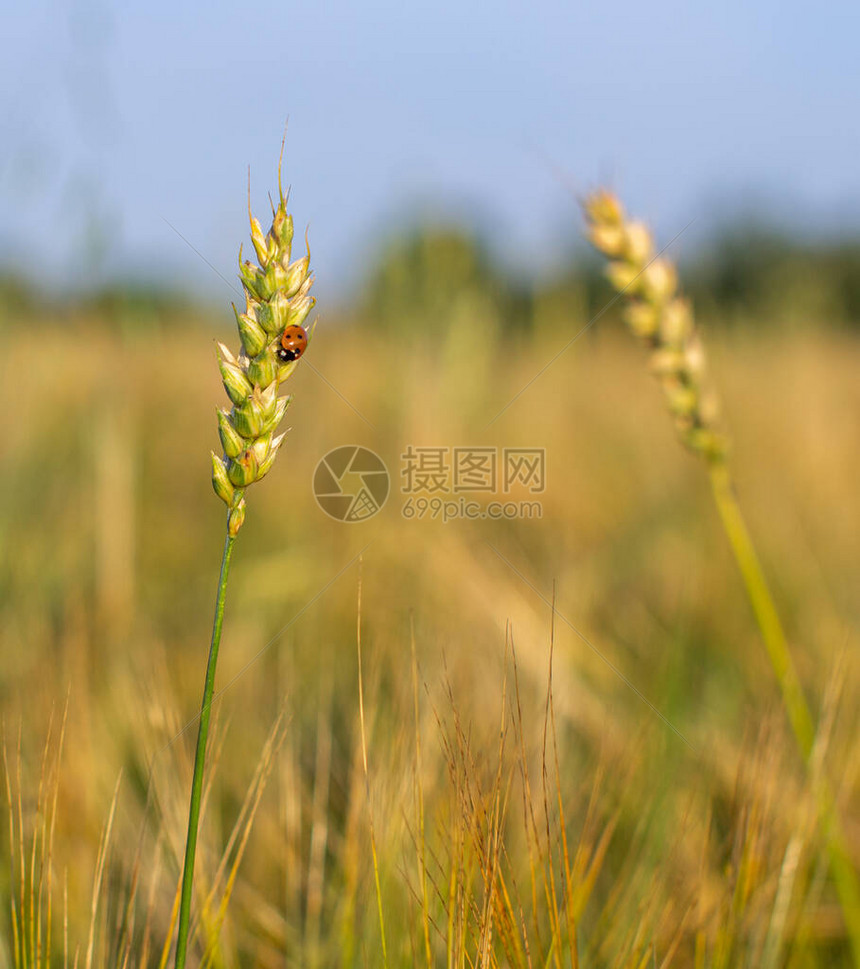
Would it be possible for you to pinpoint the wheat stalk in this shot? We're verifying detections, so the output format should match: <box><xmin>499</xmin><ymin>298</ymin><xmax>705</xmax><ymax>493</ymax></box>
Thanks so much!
<box><xmin>584</xmin><ymin>189</ymin><xmax>860</xmax><ymax>964</ymax></box>
<box><xmin>174</xmin><ymin>152</ymin><xmax>315</xmax><ymax>969</ymax></box>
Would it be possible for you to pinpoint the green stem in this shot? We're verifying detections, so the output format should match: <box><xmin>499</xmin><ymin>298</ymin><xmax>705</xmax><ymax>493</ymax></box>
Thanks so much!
<box><xmin>709</xmin><ymin>463</ymin><xmax>815</xmax><ymax>755</ymax></box>
<box><xmin>174</xmin><ymin>530</ymin><xmax>236</xmax><ymax>969</ymax></box>
<box><xmin>709</xmin><ymin>462</ymin><xmax>860</xmax><ymax>964</ymax></box>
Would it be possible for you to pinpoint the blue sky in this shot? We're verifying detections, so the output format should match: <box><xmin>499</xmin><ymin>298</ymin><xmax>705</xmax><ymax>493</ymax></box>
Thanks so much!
<box><xmin>2</xmin><ymin>0</ymin><xmax>859</xmax><ymax>302</ymax></box>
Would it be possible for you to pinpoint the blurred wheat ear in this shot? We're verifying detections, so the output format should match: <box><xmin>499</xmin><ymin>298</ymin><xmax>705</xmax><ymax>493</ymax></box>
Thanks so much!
<box><xmin>584</xmin><ymin>189</ymin><xmax>860</xmax><ymax>964</ymax></box>
<box><xmin>173</xmin><ymin>149</ymin><xmax>315</xmax><ymax>969</ymax></box>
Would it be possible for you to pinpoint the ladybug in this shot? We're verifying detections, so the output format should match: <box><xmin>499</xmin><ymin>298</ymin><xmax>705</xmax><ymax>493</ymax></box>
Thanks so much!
<box><xmin>277</xmin><ymin>324</ymin><xmax>308</xmax><ymax>362</ymax></box>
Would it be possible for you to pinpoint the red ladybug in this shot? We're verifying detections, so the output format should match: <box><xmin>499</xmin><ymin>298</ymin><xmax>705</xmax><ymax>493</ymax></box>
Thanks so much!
<box><xmin>277</xmin><ymin>324</ymin><xmax>308</xmax><ymax>362</ymax></box>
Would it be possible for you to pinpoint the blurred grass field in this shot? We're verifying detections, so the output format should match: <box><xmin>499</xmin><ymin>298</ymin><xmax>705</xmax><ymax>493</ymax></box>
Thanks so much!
<box><xmin>1</xmin><ymin>250</ymin><xmax>859</xmax><ymax>966</ymax></box>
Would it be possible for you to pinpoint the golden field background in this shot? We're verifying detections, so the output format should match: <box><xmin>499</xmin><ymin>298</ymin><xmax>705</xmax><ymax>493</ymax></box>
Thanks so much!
<box><xmin>1</xmin><ymin>258</ymin><xmax>859</xmax><ymax>966</ymax></box>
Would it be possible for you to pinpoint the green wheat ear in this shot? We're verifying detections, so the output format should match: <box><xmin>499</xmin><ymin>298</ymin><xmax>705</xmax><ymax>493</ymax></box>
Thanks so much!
<box><xmin>211</xmin><ymin>161</ymin><xmax>316</xmax><ymax>535</ymax></box>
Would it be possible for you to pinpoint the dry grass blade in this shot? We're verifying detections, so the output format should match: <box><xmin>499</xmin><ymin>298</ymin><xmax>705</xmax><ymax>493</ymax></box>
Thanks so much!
<box><xmin>2</xmin><ymin>702</ymin><xmax>68</xmax><ymax>969</ymax></box>
<box><xmin>199</xmin><ymin>712</ymin><xmax>288</xmax><ymax>967</ymax></box>
<box><xmin>356</xmin><ymin>561</ymin><xmax>389</xmax><ymax>969</ymax></box>
<box><xmin>410</xmin><ymin>614</ymin><xmax>434</xmax><ymax>969</ymax></box>
<box><xmin>84</xmin><ymin>774</ymin><xmax>122</xmax><ymax>969</ymax></box>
